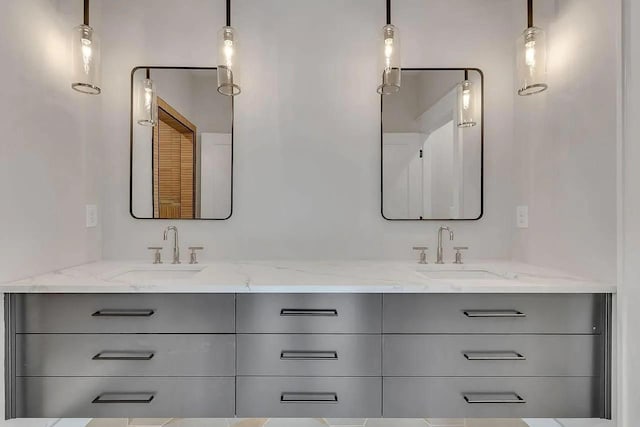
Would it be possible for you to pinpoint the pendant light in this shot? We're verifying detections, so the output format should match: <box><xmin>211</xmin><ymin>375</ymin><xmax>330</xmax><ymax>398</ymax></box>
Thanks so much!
<box><xmin>217</xmin><ymin>0</ymin><xmax>241</xmax><ymax>96</ymax></box>
<box><xmin>457</xmin><ymin>69</ymin><xmax>477</xmax><ymax>128</ymax></box>
<box><xmin>377</xmin><ymin>0</ymin><xmax>401</xmax><ymax>95</ymax></box>
<box><xmin>137</xmin><ymin>69</ymin><xmax>158</xmax><ymax>127</ymax></box>
<box><xmin>71</xmin><ymin>0</ymin><xmax>101</xmax><ymax>94</ymax></box>
<box><xmin>517</xmin><ymin>0</ymin><xmax>548</xmax><ymax>96</ymax></box>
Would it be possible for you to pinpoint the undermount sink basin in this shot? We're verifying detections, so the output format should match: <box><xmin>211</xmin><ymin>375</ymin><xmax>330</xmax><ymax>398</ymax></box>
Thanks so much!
<box><xmin>418</xmin><ymin>269</ymin><xmax>508</xmax><ymax>280</ymax></box>
<box><xmin>110</xmin><ymin>265</ymin><xmax>205</xmax><ymax>282</ymax></box>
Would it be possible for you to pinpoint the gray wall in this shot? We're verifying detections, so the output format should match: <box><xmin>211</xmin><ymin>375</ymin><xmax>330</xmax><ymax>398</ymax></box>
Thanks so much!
<box><xmin>511</xmin><ymin>0</ymin><xmax>619</xmax><ymax>282</ymax></box>
<box><xmin>0</xmin><ymin>0</ymin><xmax>103</xmax><ymax>282</ymax></box>
<box><xmin>100</xmin><ymin>0</ymin><xmax>520</xmax><ymax>261</ymax></box>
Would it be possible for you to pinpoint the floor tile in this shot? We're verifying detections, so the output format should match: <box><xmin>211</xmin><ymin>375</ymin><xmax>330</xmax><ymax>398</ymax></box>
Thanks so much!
<box><xmin>464</xmin><ymin>419</ymin><xmax>529</xmax><ymax>427</ymax></box>
<box><xmin>229</xmin><ymin>419</ymin><xmax>269</xmax><ymax>427</ymax></box>
<box><xmin>164</xmin><ymin>419</ymin><xmax>230</xmax><ymax>427</ymax></box>
<box><xmin>264</xmin><ymin>419</ymin><xmax>328</xmax><ymax>427</ymax></box>
<box><xmin>323</xmin><ymin>420</ymin><xmax>367</xmax><ymax>426</ymax></box>
<box><xmin>424</xmin><ymin>419</ymin><xmax>465</xmax><ymax>426</ymax></box>
<box><xmin>86</xmin><ymin>420</ymin><xmax>128</xmax><ymax>427</ymax></box>
<box><xmin>128</xmin><ymin>419</ymin><xmax>173</xmax><ymax>427</ymax></box>
<box><xmin>365</xmin><ymin>419</ymin><xmax>428</xmax><ymax>427</ymax></box>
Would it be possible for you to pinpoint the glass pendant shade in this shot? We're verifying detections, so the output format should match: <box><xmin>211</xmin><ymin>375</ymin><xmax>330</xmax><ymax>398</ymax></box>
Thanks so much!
<box><xmin>377</xmin><ymin>24</ymin><xmax>401</xmax><ymax>95</ymax></box>
<box><xmin>517</xmin><ymin>26</ymin><xmax>548</xmax><ymax>96</ymax></box>
<box><xmin>136</xmin><ymin>77</ymin><xmax>158</xmax><ymax>127</ymax></box>
<box><xmin>457</xmin><ymin>79</ymin><xmax>477</xmax><ymax>128</ymax></box>
<box><xmin>71</xmin><ymin>24</ymin><xmax>101</xmax><ymax>94</ymax></box>
<box><xmin>217</xmin><ymin>26</ymin><xmax>241</xmax><ymax>96</ymax></box>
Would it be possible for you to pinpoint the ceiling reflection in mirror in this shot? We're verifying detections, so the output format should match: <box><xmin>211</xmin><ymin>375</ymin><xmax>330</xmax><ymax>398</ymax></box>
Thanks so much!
<box><xmin>130</xmin><ymin>67</ymin><xmax>232</xmax><ymax>220</ymax></box>
<box><xmin>382</xmin><ymin>69</ymin><xmax>483</xmax><ymax>220</ymax></box>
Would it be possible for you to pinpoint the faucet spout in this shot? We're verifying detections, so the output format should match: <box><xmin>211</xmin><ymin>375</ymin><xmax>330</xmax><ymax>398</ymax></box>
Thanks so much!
<box><xmin>163</xmin><ymin>226</ymin><xmax>180</xmax><ymax>264</ymax></box>
<box><xmin>436</xmin><ymin>226</ymin><xmax>454</xmax><ymax>264</ymax></box>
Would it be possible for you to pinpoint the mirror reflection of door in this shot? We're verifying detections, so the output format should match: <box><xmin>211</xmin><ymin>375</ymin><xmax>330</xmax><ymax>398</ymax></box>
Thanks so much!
<box><xmin>153</xmin><ymin>97</ymin><xmax>196</xmax><ymax>219</ymax></box>
<box><xmin>131</xmin><ymin>67</ymin><xmax>233</xmax><ymax>220</ymax></box>
<box><xmin>382</xmin><ymin>69</ymin><xmax>482</xmax><ymax>220</ymax></box>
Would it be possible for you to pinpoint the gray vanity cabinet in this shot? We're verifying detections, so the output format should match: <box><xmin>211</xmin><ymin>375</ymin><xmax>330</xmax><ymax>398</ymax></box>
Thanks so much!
<box><xmin>236</xmin><ymin>293</ymin><xmax>382</xmax><ymax>333</ymax></box>
<box><xmin>5</xmin><ymin>292</ymin><xmax>611</xmax><ymax>419</ymax></box>
<box><xmin>237</xmin><ymin>377</ymin><xmax>382</xmax><ymax>418</ymax></box>
<box><xmin>382</xmin><ymin>294</ymin><xmax>611</xmax><ymax>419</ymax></box>
<box><xmin>235</xmin><ymin>294</ymin><xmax>383</xmax><ymax>418</ymax></box>
<box><xmin>15</xmin><ymin>377</ymin><xmax>235</xmax><ymax>418</ymax></box>
<box><xmin>17</xmin><ymin>334</ymin><xmax>236</xmax><ymax>377</ymax></box>
<box><xmin>7</xmin><ymin>294</ymin><xmax>236</xmax><ymax>418</ymax></box>
<box><xmin>383</xmin><ymin>377</ymin><xmax>598</xmax><ymax>419</ymax></box>
<box><xmin>382</xmin><ymin>293</ymin><xmax>602</xmax><ymax>334</ymax></box>
<box><xmin>14</xmin><ymin>294</ymin><xmax>235</xmax><ymax>333</ymax></box>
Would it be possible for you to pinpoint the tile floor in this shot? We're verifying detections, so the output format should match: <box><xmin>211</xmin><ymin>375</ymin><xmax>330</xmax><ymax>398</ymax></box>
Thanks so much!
<box><xmin>81</xmin><ymin>418</ymin><xmax>549</xmax><ymax>427</ymax></box>
<box><xmin>5</xmin><ymin>418</ymin><xmax>614</xmax><ymax>427</ymax></box>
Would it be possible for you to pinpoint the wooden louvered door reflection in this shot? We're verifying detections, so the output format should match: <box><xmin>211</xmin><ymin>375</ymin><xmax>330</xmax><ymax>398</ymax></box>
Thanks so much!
<box><xmin>153</xmin><ymin>97</ymin><xmax>196</xmax><ymax>219</ymax></box>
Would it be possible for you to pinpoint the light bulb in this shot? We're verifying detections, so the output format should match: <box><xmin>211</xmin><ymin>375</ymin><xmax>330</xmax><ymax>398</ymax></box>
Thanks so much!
<box><xmin>462</xmin><ymin>87</ymin><xmax>471</xmax><ymax>111</ymax></box>
<box><xmin>384</xmin><ymin>37</ymin><xmax>394</xmax><ymax>67</ymax></box>
<box><xmin>81</xmin><ymin>37</ymin><xmax>92</xmax><ymax>74</ymax></box>
<box><xmin>144</xmin><ymin>88</ymin><xmax>152</xmax><ymax>110</ymax></box>
<box><xmin>224</xmin><ymin>39</ymin><xmax>234</xmax><ymax>67</ymax></box>
<box><xmin>525</xmin><ymin>39</ymin><xmax>536</xmax><ymax>68</ymax></box>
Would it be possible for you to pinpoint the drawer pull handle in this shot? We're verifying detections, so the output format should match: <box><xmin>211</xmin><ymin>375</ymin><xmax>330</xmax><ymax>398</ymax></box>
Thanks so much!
<box><xmin>281</xmin><ymin>350</ymin><xmax>338</xmax><ymax>360</ymax></box>
<box><xmin>463</xmin><ymin>392</ymin><xmax>526</xmax><ymax>404</ymax></box>
<box><xmin>463</xmin><ymin>351</ymin><xmax>526</xmax><ymax>361</ymax></box>
<box><xmin>281</xmin><ymin>392</ymin><xmax>338</xmax><ymax>403</ymax></box>
<box><xmin>93</xmin><ymin>351</ymin><xmax>155</xmax><ymax>361</ymax></box>
<box><xmin>92</xmin><ymin>392</ymin><xmax>155</xmax><ymax>404</ymax></box>
<box><xmin>280</xmin><ymin>309</ymin><xmax>338</xmax><ymax>317</ymax></box>
<box><xmin>463</xmin><ymin>310</ymin><xmax>525</xmax><ymax>318</ymax></box>
<box><xmin>92</xmin><ymin>309</ymin><xmax>155</xmax><ymax>317</ymax></box>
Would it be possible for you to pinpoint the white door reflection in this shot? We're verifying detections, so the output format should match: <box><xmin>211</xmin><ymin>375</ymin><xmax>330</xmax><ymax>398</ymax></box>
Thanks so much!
<box><xmin>382</xmin><ymin>69</ymin><xmax>482</xmax><ymax>220</ymax></box>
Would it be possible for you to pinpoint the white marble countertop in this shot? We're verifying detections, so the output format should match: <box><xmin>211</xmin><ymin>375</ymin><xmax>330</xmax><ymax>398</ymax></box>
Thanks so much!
<box><xmin>0</xmin><ymin>260</ymin><xmax>616</xmax><ymax>293</ymax></box>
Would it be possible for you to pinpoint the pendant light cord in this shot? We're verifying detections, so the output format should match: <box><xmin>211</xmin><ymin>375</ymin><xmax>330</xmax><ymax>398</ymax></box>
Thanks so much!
<box><xmin>146</xmin><ymin>68</ymin><xmax>150</xmax><ymax>79</ymax></box>
<box><xmin>83</xmin><ymin>0</ymin><xmax>90</xmax><ymax>26</ymax></box>
<box><xmin>386</xmin><ymin>0</ymin><xmax>391</xmax><ymax>25</ymax></box>
<box><xmin>464</xmin><ymin>69</ymin><xmax>469</xmax><ymax>80</ymax></box>
<box><xmin>527</xmin><ymin>0</ymin><xmax>533</xmax><ymax>28</ymax></box>
<box><xmin>226</xmin><ymin>0</ymin><xmax>231</xmax><ymax>27</ymax></box>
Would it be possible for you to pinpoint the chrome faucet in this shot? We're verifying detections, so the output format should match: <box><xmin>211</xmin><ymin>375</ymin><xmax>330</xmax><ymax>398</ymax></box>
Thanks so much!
<box><xmin>163</xmin><ymin>226</ymin><xmax>180</xmax><ymax>264</ymax></box>
<box><xmin>436</xmin><ymin>226</ymin><xmax>454</xmax><ymax>264</ymax></box>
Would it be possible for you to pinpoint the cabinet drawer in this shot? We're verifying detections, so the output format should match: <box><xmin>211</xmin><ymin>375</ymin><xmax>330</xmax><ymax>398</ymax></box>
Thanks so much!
<box><xmin>237</xmin><ymin>294</ymin><xmax>381</xmax><ymax>333</ymax></box>
<box><xmin>17</xmin><ymin>334</ymin><xmax>235</xmax><ymax>377</ymax></box>
<box><xmin>237</xmin><ymin>334</ymin><xmax>381</xmax><ymax>376</ymax></box>
<box><xmin>383</xmin><ymin>334</ymin><xmax>600</xmax><ymax>377</ymax></box>
<box><xmin>15</xmin><ymin>377</ymin><xmax>235</xmax><ymax>418</ymax></box>
<box><xmin>383</xmin><ymin>294</ymin><xmax>602</xmax><ymax>334</ymax></box>
<box><xmin>236</xmin><ymin>377</ymin><xmax>381</xmax><ymax>417</ymax></box>
<box><xmin>14</xmin><ymin>294</ymin><xmax>235</xmax><ymax>333</ymax></box>
<box><xmin>383</xmin><ymin>377</ymin><xmax>599</xmax><ymax>418</ymax></box>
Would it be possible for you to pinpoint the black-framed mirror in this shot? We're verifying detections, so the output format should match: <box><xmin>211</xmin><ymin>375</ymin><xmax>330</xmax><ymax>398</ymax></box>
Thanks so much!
<box><xmin>381</xmin><ymin>68</ymin><xmax>483</xmax><ymax>221</ymax></box>
<box><xmin>130</xmin><ymin>66</ymin><xmax>233</xmax><ymax>220</ymax></box>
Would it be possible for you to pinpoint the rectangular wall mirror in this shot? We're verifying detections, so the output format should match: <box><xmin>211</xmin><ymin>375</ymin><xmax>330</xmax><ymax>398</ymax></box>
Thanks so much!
<box><xmin>381</xmin><ymin>68</ymin><xmax>483</xmax><ymax>220</ymax></box>
<box><xmin>130</xmin><ymin>67</ymin><xmax>233</xmax><ymax>220</ymax></box>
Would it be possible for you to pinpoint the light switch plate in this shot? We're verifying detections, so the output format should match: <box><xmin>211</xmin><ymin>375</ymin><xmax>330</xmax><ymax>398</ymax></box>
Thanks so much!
<box><xmin>86</xmin><ymin>204</ymin><xmax>98</xmax><ymax>228</ymax></box>
<box><xmin>516</xmin><ymin>205</ymin><xmax>529</xmax><ymax>228</ymax></box>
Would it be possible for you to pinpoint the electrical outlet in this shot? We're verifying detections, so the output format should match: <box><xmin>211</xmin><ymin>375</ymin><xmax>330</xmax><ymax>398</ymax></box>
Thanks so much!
<box><xmin>516</xmin><ymin>205</ymin><xmax>529</xmax><ymax>228</ymax></box>
<box><xmin>86</xmin><ymin>204</ymin><xmax>98</xmax><ymax>228</ymax></box>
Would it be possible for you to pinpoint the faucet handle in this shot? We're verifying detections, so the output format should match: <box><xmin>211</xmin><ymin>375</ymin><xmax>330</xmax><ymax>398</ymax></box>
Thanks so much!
<box><xmin>188</xmin><ymin>246</ymin><xmax>204</xmax><ymax>264</ymax></box>
<box><xmin>147</xmin><ymin>247</ymin><xmax>163</xmax><ymax>264</ymax></box>
<box><xmin>453</xmin><ymin>246</ymin><xmax>469</xmax><ymax>264</ymax></box>
<box><xmin>412</xmin><ymin>246</ymin><xmax>429</xmax><ymax>264</ymax></box>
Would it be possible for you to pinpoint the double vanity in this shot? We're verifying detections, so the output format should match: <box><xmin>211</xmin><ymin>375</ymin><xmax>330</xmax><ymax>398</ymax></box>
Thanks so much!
<box><xmin>2</xmin><ymin>260</ymin><xmax>615</xmax><ymax>420</ymax></box>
